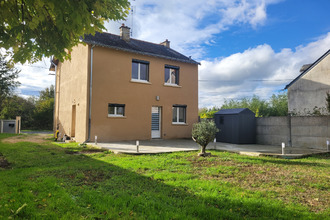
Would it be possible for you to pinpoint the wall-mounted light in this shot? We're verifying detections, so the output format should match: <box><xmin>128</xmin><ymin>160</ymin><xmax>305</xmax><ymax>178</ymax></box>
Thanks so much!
<box><xmin>156</xmin><ymin>96</ymin><xmax>160</xmax><ymax>101</ymax></box>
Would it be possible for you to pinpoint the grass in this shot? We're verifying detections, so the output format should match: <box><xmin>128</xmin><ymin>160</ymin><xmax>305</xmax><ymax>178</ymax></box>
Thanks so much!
<box><xmin>0</xmin><ymin>133</ymin><xmax>329</xmax><ymax>219</ymax></box>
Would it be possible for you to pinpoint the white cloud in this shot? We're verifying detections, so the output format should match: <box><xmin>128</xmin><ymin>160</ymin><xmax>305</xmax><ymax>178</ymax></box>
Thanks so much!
<box><xmin>15</xmin><ymin>0</ymin><xmax>328</xmax><ymax>108</ymax></box>
<box><xmin>105</xmin><ymin>0</ymin><xmax>277</xmax><ymax>59</ymax></box>
<box><xmin>199</xmin><ymin>32</ymin><xmax>330</xmax><ymax>108</ymax></box>
<box><xmin>16</xmin><ymin>59</ymin><xmax>54</xmax><ymax>97</ymax></box>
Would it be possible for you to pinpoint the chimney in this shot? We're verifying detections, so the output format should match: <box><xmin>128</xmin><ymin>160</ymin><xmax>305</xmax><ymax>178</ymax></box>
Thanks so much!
<box><xmin>120</xmin><ymin>24</ymin><xmax>130</xmax><ymax>42</ymax></box>
<box><xmin>160</xmin><ymin>39</ymin><xmax>170</xmax><ymax>48</ymax></box>
<box><xmin>299</xmin><ymin>64</ymin><xmax>312</xmax><ymax>73</ymax></box>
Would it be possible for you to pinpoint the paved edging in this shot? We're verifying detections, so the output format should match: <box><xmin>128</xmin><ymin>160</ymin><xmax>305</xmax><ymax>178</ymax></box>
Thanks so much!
<box><xmin>87</xmin><ymin>140</ymin><xmax>329</xmax><ymax>159</ymax></box>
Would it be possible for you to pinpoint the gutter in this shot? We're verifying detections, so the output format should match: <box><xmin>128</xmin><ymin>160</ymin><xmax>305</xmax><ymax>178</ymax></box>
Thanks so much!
<box><xmin>84</xmin><ymin>44</ymin><xmax>95</xmax><ymax>143</ymax></box>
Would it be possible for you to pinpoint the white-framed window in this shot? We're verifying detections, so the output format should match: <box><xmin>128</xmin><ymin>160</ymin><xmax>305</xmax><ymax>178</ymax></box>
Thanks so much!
<box><xmin>132</xmin><ymin>59</ymin><xmax>149</xmax><ymax>81</ymax></box>
<box><xmin>172</xmin><ymin>105</ymin><xmax>186</xmax><ymax>124</ymax></box>
<box><xmin>108</xmin><ymin>104</ymin><xmax>125</xmax><ymax>117</ymax></box>
<box><xmin>165</xmin><ymin>65</ymin><xmax>179</xmax><ymax>85</ymax></box>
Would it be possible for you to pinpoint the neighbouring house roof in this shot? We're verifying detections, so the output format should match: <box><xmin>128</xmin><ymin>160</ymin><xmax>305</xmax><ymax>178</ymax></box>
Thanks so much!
<box><xmin>285</xmin><ymin>49</ymin><xmax>330</xmax><ymax>89</ymax></box>
<box><xmin>214</xmin><ymin>108</ymin><xmax>252</xmax><ymax>115</ymax></box>
<box><xmin>82</xmin><ymin>32</ymin><xmax>200</xmax><ymax>65</ymax></box>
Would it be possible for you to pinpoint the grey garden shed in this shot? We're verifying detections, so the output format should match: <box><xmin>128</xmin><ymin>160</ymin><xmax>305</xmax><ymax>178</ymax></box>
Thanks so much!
<box><xmin>214</xmin><ymin>108</ymin><xmax>256</xmax><ymax>144</ymax></box>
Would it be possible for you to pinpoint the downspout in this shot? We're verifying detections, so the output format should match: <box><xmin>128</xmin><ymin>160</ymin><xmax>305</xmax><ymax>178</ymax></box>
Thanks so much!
<box><xmin>84</xmin><ymin>44</ymin><xmax>95</xmax><ymax>143</ymax></box>
<box><xmin>50</xmin><ymin>58</ymin><xmax>58</xmax><ymax>133</ymax></box>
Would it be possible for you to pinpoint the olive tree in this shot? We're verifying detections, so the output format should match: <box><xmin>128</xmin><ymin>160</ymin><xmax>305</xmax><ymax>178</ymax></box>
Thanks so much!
<box><xmin>192</xmin><ymin>120</ymin><xmax>219</xmax><ymax>156</ymax></box>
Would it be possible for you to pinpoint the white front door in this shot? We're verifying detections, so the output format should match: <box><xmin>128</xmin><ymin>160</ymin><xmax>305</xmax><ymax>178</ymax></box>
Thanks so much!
<box><xmin>151</xmin><ymin>107</ymin><xmax>161</xmax><ymax>138</ymax></box>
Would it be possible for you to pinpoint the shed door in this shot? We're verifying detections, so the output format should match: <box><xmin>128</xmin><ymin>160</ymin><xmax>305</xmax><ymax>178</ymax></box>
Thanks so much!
<box><xmin>151</xmin><ymin>107</ymin><xmax>161</xmax><ymax>138</ymax></box>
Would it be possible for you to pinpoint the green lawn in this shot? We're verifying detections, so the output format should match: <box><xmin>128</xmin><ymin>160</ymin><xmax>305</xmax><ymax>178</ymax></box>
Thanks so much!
<box><xmin>0</xmin><ymin>133</ymin><xmax>329</xmax><ymax>219</ymax></box>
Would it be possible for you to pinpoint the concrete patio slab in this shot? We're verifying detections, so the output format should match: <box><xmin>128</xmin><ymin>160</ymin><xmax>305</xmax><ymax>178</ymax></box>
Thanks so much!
<box><xmin>89</xmin><ymin>139</ymin><xmax>200</xmax><ymax>154</ymax></box>
<box><xmin>88</xmin><ymin>139</ymin><xmax>329</xmax><ymax>158</ymax></box>
<box><xmin>213</xmin><ymin>142</ymin><xmax>328</xmax><ymax>159</ymax></box>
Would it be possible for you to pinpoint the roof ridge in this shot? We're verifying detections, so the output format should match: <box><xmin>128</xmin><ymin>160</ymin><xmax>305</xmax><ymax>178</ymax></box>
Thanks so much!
<box><xmin>96</xmin><ymin>31</ymin><xmax>187</xmax><ymax>54</ymax></box>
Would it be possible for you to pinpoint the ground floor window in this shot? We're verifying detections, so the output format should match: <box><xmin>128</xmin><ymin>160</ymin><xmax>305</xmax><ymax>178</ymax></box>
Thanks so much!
<box><xmin>108</xmin><ymin>103</ymin><xmax>125</xmax><ymax>117</ymax></box>
<box><xmin>172</xmin><ymin>105</ymin><xmax>186</xmax><ymax>124</ymax></box>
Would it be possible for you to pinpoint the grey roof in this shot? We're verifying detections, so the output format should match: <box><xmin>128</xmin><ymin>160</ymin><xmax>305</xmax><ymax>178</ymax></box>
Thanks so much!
<box><xmin>82</xmin><ymin>32</ymin><xmax>199</xmax><ymax>65</ymax></box>
<box><xmin>214</xmin><ymin>108</ymin><xmax>252</xmax><ymax>115</ymax></box>
<box><xmin>285</xmin><ymin>49</ymin><xmax>330</xmax><ymax>89</ymax></box>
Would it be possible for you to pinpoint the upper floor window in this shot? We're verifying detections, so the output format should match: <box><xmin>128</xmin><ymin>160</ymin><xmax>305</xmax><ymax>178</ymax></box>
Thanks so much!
<box><xmin>108</xmin><ymin>103</ymin><xmax>125</xmax><ymax>117</ymax></box>
<box><xmin>132</xmin><ymin>59</ymin><xmax>149</xmax><ymax>82</ymax></box>
<box><xmin>165</xmin><ymin>65</ymin><xmax>179</xmax><ymax>85</ymax></box>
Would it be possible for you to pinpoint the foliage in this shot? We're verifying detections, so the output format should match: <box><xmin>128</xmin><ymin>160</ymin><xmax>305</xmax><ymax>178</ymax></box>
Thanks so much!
<box><xmin>33</xmin><ymin>97</ymin><xmax>54</xmax><ymax>130</ymax></box>
<box><xmin>222</xmin><ymin>95</ymin><xmax>270</xmax><ymax>117</ymax></box>
<box><xmin>268</xmin><ymin>93</ymin><xmax>288</xmax><ymax>116</ymax></box>
<box><xmin>0</xmin><ymin>0</ymin><xmax>130</xmax><ymax>63</ymax></box>
<box><xmin>0</xmin><ymin>95</ymin><xmax>35</xmax><ymax>128</ymax></box>
<box><xmin>199</xmin><ymin>106</ymin><xmax>220</xmax><ymax>119</ymax></box>
<box><xmin>0</xmin><ymin>134</ymin><xmax>329</xmax><ymax>219</ymax></box>
<box><xmin>31</xmin><ymin>85</ymin><xmax>54</xmax><ymax>130</ymax></box>
<box><xmin>326</xmin><ymin>91</ymin><xmax>330</xmax><ymax>113</ymax></box>
<box><xmin>192</xmin><ymin>120</ymin><xmax>219</xmax><ymax>154</ymax></box>
<box><xmin>0</xmin><ymin>85</ymin><xmax>54</xmax><ymax>130</ymax></box>
<box><xmin>39</xmin><ymin>85</ymin><xmax>54</xmax><ymax>101</ymax></box>
<box><xmin>199</xmin><ymin>93</ymin><xmax>289</xmax><ymax>118</ymax></box>
<box><xmin>0</xmin><ymin>54</ymin><xmax>20</xmax><ymax>104</ymax></box>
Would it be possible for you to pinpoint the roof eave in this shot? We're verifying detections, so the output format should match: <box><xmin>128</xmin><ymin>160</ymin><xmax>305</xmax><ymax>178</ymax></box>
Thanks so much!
<box><xmin>83</xmin><ymin>40</ymin><xmax>200</xmax><ymax>65</ymax></box>
<box><xmin>285</xmin><ymin>49</ymin><xmax>330</xmax><ymax>90</ymax></box>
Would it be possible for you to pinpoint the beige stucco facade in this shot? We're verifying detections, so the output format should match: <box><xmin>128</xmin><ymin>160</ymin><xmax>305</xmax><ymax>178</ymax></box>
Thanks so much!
<box><xmin>54</xmin><ymin>44</ymin><xmax>90</xmax><ymax>142</ymax></box>
<box><xmin>288</xmin><ymin>52</ymin><xmax>330</xmax><ymax>116</ymax></box>
<box><xmin>54</xmin><ymin>44</ymin><xmax>198</xmax><ymax>142</ymax></box>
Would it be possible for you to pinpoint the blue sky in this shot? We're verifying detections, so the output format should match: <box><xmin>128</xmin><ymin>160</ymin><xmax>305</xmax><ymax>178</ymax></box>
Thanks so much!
<box><xmin>17</xmin><ymin>0</ymin><xmax>330</xmax><ymax>108</ymax></box>
<box><xmin>210</xmin><ymin>0</ymin><xmax>330</xmax><ymax>56</ymax></box>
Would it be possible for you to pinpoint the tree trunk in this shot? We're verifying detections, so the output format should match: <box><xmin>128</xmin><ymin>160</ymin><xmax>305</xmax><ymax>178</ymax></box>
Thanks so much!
<box><xmin>201</xmin><ymin>145</ymin><xmax>206</xmax><ymax>154</ymax></box>
<box><xmin>198</xmin><ymin>145</ymin><xmax>211</xmax><ymax>157</ymax></box>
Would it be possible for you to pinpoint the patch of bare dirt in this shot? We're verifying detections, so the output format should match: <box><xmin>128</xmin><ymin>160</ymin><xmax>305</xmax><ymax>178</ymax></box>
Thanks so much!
<box><xmin>65</xmin><ymin>149</ymin><xmax>107</xmax><ymax>155</ymax></box>
<box><xmin>188</xmin><ymin>156</ymin><xmax>330</xmax><ymax>212</ymax></box>
<box><xmin>2</xmin><ymin>133</ymin><xmax>51</xmax><ymax>144</ymax></box>
<box><xmin>0</xmin><ymin>153</ymin><xmax>10</xmax><ymax>169</ymax></box>
<box><xmin>56</xmin><ymin>170</ymin><xmax>109</xmax><ymax>186</ymax></box>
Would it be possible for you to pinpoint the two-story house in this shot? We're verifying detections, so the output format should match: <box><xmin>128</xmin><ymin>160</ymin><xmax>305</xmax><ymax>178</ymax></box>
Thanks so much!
<box><xmin>51</xmin><ymin>25</ymin><xmax>199</xmax><ymax>143</ymax></box>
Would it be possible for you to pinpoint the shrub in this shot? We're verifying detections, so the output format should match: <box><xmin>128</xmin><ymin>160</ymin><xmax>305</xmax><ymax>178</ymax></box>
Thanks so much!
<box><xmin>192</xmin><ymin>120</ymin><xmax>219</xmax><ymax>156</ymax></box>
<box><xmin>326</xmin><ymin>91</ymin><xmax>330</xmax><ymax>113</ymax></box>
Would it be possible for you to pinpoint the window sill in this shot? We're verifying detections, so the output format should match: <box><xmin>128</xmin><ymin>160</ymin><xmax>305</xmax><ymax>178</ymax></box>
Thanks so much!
<box><xmin>164</xmin><ymin>83</ymin><xmax>181</xmax><ymax>88</ymax></box>
<box><xmin>130</xmin><ymin>79</ymin><xmax>151</xmax><ymax>85</ymax></box>
<box><xmin>108</xmin><ymin>115</ymin><xmax>127</xmax><ymax>119</ymax></box>
<box><xmin>172</xmin><ymin>122</ymin><xmax>188</xmax><ymax>126</ymax></box>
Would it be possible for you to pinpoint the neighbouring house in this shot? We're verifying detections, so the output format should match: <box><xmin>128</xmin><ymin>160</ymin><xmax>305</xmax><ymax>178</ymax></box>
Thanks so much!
<box><xmin>285</xmin><ymin>49</ymin><xmax>330</xmax><ymax>116</ymax></box>
<box><xmin>50</xmin><ymin>25</ymin><xmax>199</xmax><ymax>143</ymax></box>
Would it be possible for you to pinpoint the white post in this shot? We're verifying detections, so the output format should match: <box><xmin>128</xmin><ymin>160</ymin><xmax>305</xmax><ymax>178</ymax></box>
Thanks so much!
<box><xmin>282</xmin><ymin>142</ymin><xmax>285</xmax><ymax>155</ymax></box>
<box><xmin>95</xmin><ymin>136</ymin><xmax>97</xmax><ymax>145</ymax></box>
<box><xmin>327</xmin><ymin>140</ymin><xmax>330</xmax><ymax>152</ymax></box>
<box><xmin>136</xmin><ymin>140</ymin><xmax>139</xmax><ymax>153</ymax></box>
<box><xmin>214</xmin><ymin>138</ymin><xmax>216</xmax><ymax>149</ymax></box>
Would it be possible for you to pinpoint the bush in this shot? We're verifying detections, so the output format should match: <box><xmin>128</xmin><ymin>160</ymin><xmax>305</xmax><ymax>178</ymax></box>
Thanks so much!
<box><xmin>192</xmin><ymin>120</ymin><xmax>219</xmax><ymax>156</ymax></box>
